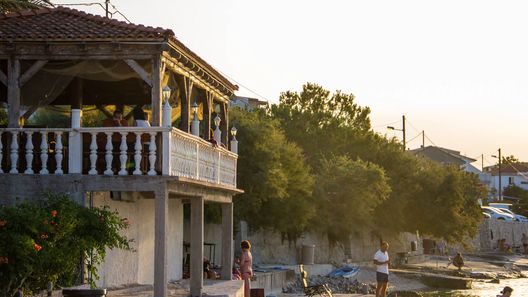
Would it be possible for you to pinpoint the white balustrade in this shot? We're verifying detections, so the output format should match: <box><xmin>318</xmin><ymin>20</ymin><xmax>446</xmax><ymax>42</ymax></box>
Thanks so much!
<box><xmin>54</xmin><ymin>132</ymin><xmax>63</xmax><ymax>175</ymax></box>
<box><xmin>24</xmin><ymin>131</ymin><xmax>34</xmax><ymax>174</ymax></box>
<box><xmin>104</xmin><ymin>132</ymin><xmax>114</xmax><ymax>176</ymax></box>
<box><xmin>40</xmin><ymin>132</ymin><xmax>49</xmax><ymax>175</ymax></box>
<box><xmin>133</xmin><ymin>132</ymin><xmax>142</xmax><ymax>175</ymax></box>
<box><xmin>118</xmin><ymin>132</ymin><xmax>128</xmax><ymax>176</ymax></box>
<box><xmin>9</xmin><ymin>131</ymin><xmax>18</xmax><ymax>174</ymax></box>
<box><xmin>148</xmin><ymin>132</ymin><xmax>157</xmax><ymax>176</ymax></box>
<box><xmin>88</xmin><ymin>132</ymin><xmax>98</xmax><ymax>175</ymax></box>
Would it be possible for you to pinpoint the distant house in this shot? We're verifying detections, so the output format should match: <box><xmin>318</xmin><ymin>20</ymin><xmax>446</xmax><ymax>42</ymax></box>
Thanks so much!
<box><xmin>230</xmin><ymin>95</ymin><xmax>267</xmax><ymax>110</ymax></box>
<box><xmin>408</xmin><ymin>146</ymin><xmax>480</xmax><ymax>173</ymax></box>
<box><xmin>483</xmin><ymin>162</ymin><xmax>528</xmax><ymax>195</ymax></box>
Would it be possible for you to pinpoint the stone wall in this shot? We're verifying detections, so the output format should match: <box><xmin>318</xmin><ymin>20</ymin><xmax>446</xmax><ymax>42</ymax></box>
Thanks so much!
<box><xmin>93</xmin><ymin>192</ymin><xmax>183</xmax><ymax>288</ymax></box>
<box><xmin>477</xmin><ymin>219</ymin><xmax>528</xmax><ymax>251</ymax></box>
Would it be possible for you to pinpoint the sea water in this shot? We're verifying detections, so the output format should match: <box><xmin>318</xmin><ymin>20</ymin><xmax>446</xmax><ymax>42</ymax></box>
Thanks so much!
<box><xmin>422</xmin><ymin>278</ymin><xmax>528</xmax><ymax>297</ymax></box>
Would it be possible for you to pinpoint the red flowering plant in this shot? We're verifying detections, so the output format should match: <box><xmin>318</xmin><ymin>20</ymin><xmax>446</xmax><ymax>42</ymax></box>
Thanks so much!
<box><xmin>0</xmin><ymin>193</ymin><xmax>131</xmax><ymax>297</ymax></box>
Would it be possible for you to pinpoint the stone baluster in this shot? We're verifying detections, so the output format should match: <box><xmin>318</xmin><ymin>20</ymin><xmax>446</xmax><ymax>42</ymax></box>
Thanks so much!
<box><xmin>0</xmin><ymin>132</ymin><xmax>3</xmax><ymax>174</ymax></box>
<box><xmin>39</xmin><ymin>132</ymin><xmax>49</xmax><ymax>175</ymax></box>
<box><xmin>118</xmin><ymin>132</ymin><xmax>128</xmax><ymax>176</ymax></box>
<box><xmin>133</xmin><ymin>132</ymin><xmax>143</xmax><ymax>175</ymax></box>
<box><xmin>9</xmin><ymin>131</ymin><xmax>18</xmax><ymax>174</ymax></box>
<box><xmin>24</xmin><ymin>131</ymin><xmax>34</xmax><ymax>174</ymax></box>
<box><xmin>104</xmin><ymin>132</ymin><xmax>114</xmax><ymax>175</ymax></box>
<box><xmin>54</xmin><ymin>132</ymin><xmax>63</xmax><ymax>175</ymax></box>
<box><xmin>147</xmin><ymin>132</ymin><xmax>157</xmax><ymax>176</ymax></box>
<box><xmin>88</xmin><ymin>132</ymin><xmax>98</xmax><ymax>175</ymax></box>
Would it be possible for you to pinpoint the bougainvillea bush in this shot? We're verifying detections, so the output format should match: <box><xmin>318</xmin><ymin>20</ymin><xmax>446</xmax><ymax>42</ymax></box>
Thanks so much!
<box><xmin>0</xmin><ymin>193</ymin><xmax>131</xmax><ymax>297</ymax></box>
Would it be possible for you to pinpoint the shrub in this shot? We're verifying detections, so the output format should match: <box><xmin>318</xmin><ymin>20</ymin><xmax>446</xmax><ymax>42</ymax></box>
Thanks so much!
<box><xmin>0</xmin><ymin>193</ymin><xmax>132</xmax><ymax>297</ymax></box>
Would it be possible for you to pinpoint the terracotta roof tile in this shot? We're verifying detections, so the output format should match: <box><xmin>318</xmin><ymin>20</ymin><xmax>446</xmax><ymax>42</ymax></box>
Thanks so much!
<box><xmin>0</xmin><ymin>6</ymin><xmax>173</xmax><ymax>41</ymax></box>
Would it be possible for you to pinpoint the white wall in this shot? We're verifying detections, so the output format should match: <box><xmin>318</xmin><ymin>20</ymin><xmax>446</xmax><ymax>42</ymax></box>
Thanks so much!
<box><xmin>93</xmin><ymin>192</ymin><xmax>183</xmax><ymax>288</ymax></box>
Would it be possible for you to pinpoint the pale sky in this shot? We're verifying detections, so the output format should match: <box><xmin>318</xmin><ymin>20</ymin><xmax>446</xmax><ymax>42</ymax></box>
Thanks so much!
<box><xmin>57</xmin><ymin>0</ymin><xmax>528</xmax><ymax>166</ymax></box>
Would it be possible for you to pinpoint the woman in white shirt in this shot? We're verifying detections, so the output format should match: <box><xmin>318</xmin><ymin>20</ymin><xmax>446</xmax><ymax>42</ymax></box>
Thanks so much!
<box><xmin>133</xmin><ymin>106</ymin><xmax>150</xmax><ymax>127</ymax></box>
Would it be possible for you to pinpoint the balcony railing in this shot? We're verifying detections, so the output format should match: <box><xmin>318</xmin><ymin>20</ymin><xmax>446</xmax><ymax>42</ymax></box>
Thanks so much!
<box><xmin>0</xmin><ymin>127</ymin><xmax>237</xmax><ymax>188</ymax></box>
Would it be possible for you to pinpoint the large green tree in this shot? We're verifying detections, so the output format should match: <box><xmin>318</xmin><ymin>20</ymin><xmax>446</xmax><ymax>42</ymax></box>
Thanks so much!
<box><xmin>0</xmin><ymin>0</ymin><xmax>50</xmax><ymax>13</ymax></box>
<box><xmin>230</xmin><ymin>107</ymin><xmax>314</xmax><ymax>240</ymax></box>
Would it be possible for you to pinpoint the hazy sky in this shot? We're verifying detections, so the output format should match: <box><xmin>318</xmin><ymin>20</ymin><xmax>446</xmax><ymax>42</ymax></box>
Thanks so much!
<box><xmin>57</xmin><ymin>0</ymin><xmax>528</xmax><ymax>166</ymax></box>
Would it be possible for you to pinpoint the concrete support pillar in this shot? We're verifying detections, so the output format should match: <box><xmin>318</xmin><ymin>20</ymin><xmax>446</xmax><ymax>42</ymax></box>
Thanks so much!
<box><xmin>221</xmin><ymin>203</ymin><xmax>234</xmax><ymax>280</ymax></box>
<box><xmin>154</xmin><ymin>186</ymin><xmax>169</xmax><ymax>297</ymax></box>
<box><xmin>190</xmin><ymin>197</ymin><xmax>204</xmax><ymax>297</ymax></box>
<box><xmin>7</xmin><ymin>58</ymin><xmax>20</xmax><ymax>128</ymax></box>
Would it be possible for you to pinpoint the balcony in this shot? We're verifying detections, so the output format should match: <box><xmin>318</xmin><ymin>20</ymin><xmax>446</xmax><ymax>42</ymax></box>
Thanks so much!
<box><xmin>0</xmin><ymin>126</ymin><xmax>237</xmax><ymax>188</ymax></box>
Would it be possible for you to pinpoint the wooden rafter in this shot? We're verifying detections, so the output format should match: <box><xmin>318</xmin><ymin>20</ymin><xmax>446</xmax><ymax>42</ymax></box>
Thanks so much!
<box><xmin>19</xmin><ymin>60</ymin><xmax>48</xmax><ymax>87</ymax></box>
<box><xmin>124</xmin><ymin>59</ymin><xmax>152</xmax><ymax>87</ymax></box>
<box><xmin>96</xmin><ymin>105</ymin><xmax>114</xmax><ymax>118</ymax></box>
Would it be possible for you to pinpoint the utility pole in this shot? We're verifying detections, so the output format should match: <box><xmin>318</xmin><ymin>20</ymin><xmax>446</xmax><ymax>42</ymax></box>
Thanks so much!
<box><xmin>422</xmin><ymin>130</ymin><xmax>425</xmax><ymax>148</ymax></box>
<box><xmin>402</xmin><ymin>115</ymin><xmax>406</xmax><ymax>151</ymax></box>
<box><xmin>105</xmin><ymin>0</ymin><xmax>110</xmax><ymax>18</ymax></box>
<box><xmin>481</xmin><ymin>154</ymin><xmax>484</xmax><ymax>171</ymax></box>
<box><xmin>498</xmin><ymin>148</ymin><xmax>502</xmax><ymax>201</ymax></box>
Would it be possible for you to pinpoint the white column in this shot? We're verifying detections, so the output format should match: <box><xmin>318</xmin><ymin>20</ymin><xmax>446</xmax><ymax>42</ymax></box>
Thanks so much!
<box><xmin>190</xmin><ymin>197</ymin><xmax>204</xmax><ymax>297</ymax></box>
<box><xmin>230</xmin><ymin>139</ymin><xmax>238</xmax><ymax>155</ymax></box>
<box><xmin>54</xmin><ymin>132</ymin><xmax>63</xmax><ymax>175</ymax></box>
<box><xmin>148</xmin><ymin>132</ymin><xmax>157</xmax><ymax>176</ymax></box>
<box><xmin>133</xmin><ymin>132</ymin><xmax>143</xmax><ymax>175</ymax></box>
<box><xmin>24</xmin><ymin>131</ymin><xmax>34</xmax><ymax>174</ymax></box>
<box><xmin>162</xmin><ymin>99</ymin><xmax>172</xmax><ymax>128</ymax></box>
<box><xmin>162</xmin><ymin>130</ymin><xmax>172</xmax><ymax>175</ymax></box>
<box><xmin>221</xmin><ymin>203</ymin><xmax>234</xmax><ymax>280</ymax></box>
<box><xmin>88</xmin><ymin>132</ymin><xmax>98</xmax><ymax>175</ymax></box>
<box><xmin>214</xmin><ymin>126</ymin><xmax>221</xmax><ymax>144</ymax></box>
<box><xmin>68</xmin><ymin>109</ymin><xmax>83</xmax><ymax>174</ymax></box>
<box><xmin>9</xmin><ymin>131</ymin><xmax>18</xmax><ymax>174</ymax></box>
<box><xmin>39</xmin><ymin>132</ymin><xmax>49</xmax><ymax>175</ymax></box>
<box><xmin>118</xmin><ymin>132</ymin><xmax>128</xmax><ymax>176</ymax></box>
<box><xmin>154</xmin><ymin>186</ymin><xmax>169</xmax><ymax>297</ymax></box>
<box><xmin>104</xmin><ymin>132</ymin><xmax>114</xmax><ymax>175</ymax></box>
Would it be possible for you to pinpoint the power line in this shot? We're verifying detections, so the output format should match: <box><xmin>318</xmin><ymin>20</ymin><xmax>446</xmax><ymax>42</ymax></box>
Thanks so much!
<box><xmin>405</xmin><ymin>132</ymin><xmax>422</xmax><ymax>145</ymax></box>
<box><xmin>211</xmin><ymin>68</ymin><xmax>270</xmax><ymax>102</ymax></box>
<box><xmin>372</xmin><ymin>120</ymin><xmax>400</xmax><ymax>128</ymax></box>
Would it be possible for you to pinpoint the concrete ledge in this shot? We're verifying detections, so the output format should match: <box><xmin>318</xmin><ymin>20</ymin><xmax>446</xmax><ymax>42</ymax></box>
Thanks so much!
<box><xmin>252</xmin><ymin>269</ymin><xmax>296</xmax><ymax>294</ymax></box>
<box><xmin>202</xmin><ymin>280</ymin><xmax>244</xmax><ymax>297</ymax></box>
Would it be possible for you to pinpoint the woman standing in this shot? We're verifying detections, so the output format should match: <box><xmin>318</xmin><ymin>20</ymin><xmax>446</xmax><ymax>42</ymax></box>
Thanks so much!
<box><xmin>239</xmin><ymin>240</ymin><xmax>253</xmax><ymax>297</ymax></box>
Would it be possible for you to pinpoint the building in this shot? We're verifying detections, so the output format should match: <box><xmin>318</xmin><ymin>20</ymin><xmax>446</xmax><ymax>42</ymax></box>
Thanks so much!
<box><xmin>230</xmin><ymin>95</ymin><xmax>267</xmax><ymax>110</ymax></box>
<box><xmin>483</xmin><ymin>162</ymin><xmax>528</xmax><ymax>198</ymax></box>
<box><xmin>408</xmin><ymin>146</ymin><xmax>480</xmax><ymax>173</ymax></box>
<box><xmin>0</xmin><ymin>7</ymin><xmax>242</xmax><ymax>297</ymax></box>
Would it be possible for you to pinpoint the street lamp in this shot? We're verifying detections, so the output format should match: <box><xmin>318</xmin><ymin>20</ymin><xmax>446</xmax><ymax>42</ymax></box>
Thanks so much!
<box><xmin>491</xmin><ymin>148</ymin><xmax>502</xmax><ymax>201</ymax></box>
<box><xmin>230</xmin><ymin>127</ymin><xmax>238</xmax><ymax>154</ymax></box>
<box><xmin>191</xmin><ymin>102</ymin><xmax>199</xmax><ymax>136</ymax></box>
<box><xmin>387</xmin><ymin>115</ymin><xmax>406</xmax><ymax>151</ymax></box>
<box><xmin>162</xmin><ymin>86</ymin><xmax>171</xmax><ymax>103</ymax></box>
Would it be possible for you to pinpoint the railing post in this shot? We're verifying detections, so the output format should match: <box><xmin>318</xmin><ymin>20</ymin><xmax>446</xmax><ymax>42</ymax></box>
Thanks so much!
<box><xmin>217</xmin><ymin>151</ymin><xmax>221</xmax><ymax>184</ymax></box>
<box><xmin>54</xmin><ymin>132</ymin><xmax>63</xmax><ymax>175</ymax></box>
<box><xmin>88</xmin><ymin>132</ymin><xmax>98</xmax><ymax>175</ymax></box>
<box><xmin>9</xmin><ymin>131</ymin><xmax>18</xmax><ymax>174</ymax></box>
<box><xmin>133</xmin><ymin>132</ymin><xmax>143</xmax><ymax>175</ymax></box>
<box><xmin>69</xmin><ymin>109</ymin><xmax>83</xmax><ymax>174</ymax></box>
<box><xmin>118</xmin><ymin>132</ymin><xmax>128</xmax><ymax>176</ymax></box>
<box><xmin>39</xmin><ymin>132</ymin><xmax>49</xmax><ymax>175</ymax></box>
<box><xmin>24</xmin><ymin>131</ymin><xmax>34</xmax><ymax>174</ymax></box>
<box><xmin>104</xmin><ymin>132</ymin><xmax>114</xmax><ymax>176</ymax></box>
<box><xmin>196</xmin><ymin>143</ymin><xmax>199</xmax><ymax>180</ymax></box>
<box><xmin>162</xmin><ymin>130</ymin><xmax>171</xmax><ymax>175</ymax></box>
<box><xmin>148</xmin><ymin>132</ymin><xmax>157</xmax><ymax>176</ymax></box>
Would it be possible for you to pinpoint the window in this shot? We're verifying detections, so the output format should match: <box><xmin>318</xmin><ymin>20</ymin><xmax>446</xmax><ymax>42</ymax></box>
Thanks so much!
<box><xmin>508</xmin><ymin>177</ymin><xmax>514</xmax><ymax>185</ymax></box>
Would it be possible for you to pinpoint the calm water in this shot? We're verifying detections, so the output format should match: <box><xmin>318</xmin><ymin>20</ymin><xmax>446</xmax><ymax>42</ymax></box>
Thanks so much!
<box><xmin>422</xmin><ymin>278</ymin><xmax>528</xmax><ymax>297</ymax></box>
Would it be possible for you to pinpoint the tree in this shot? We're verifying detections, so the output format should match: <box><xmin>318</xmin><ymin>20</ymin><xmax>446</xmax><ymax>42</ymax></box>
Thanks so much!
<box><xmin>503</xmin><ymin>185</ymin><xmax>528</xmax><ymax>217</ymax></box>
<box><xmin>0</xmin><ymin>0</ymin><xmax>51</xmax><ymax>13</ymax></box>
<box><xmin>314</xmin><ymin>155</ymin><xmax>390</xmax><ymax>244</ymax></box>
<box><xmin>502</xmin><ymin>155</ymin><xmax>520</xmax><ymax>165</ymax></box>
<box><xmin>230</xmin><ymin>107</ymin><xmax>314</xmax><ymax>240</ymax></box>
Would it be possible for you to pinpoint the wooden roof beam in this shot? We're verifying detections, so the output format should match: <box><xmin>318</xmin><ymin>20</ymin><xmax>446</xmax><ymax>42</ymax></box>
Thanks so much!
<box><xmin>19</xmin><ymin>60</ymin><xmax>48</xmax><ymax>87</ymax></box>
<box><xmin>124</xmin><ymin>59</ymin><xmax>152</xmax><ymax>87</ymax></box>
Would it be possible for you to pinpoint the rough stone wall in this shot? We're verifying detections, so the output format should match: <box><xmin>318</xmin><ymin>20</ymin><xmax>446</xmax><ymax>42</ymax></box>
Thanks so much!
<box><xmin>93</xmin><ymin>192</ymin><xmax>183</xmax><ymax>288</ymax></box>
<box><xmin>478</xmin><ymin>219</ymin><xmax>528</xmax><ymax>251</ymax></box>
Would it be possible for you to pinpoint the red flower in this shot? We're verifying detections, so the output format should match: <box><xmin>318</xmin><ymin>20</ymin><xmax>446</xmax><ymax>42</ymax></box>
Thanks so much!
<box><xmin>33</xmin><ymin>243</ymin><xmax>42</xmax><ymax>252</ymax></box>
<box><xmin>51</xmin><ymin>210</ymin><xmax>58</xmax><ymax>217</ymax></box>
<box><xmin>0</xmin><ymin>257</ymin><xmax>8</xmax><ymax>264</ymax></box>
<box><xmin>40</xmin><ymin>233</ymin><xmax>49</xmax><ymax>239</ymax></box>
<box><xmin>0</xmin><ymin>220</ymin><xmax>7</xmax><ymax>227</ymax></box>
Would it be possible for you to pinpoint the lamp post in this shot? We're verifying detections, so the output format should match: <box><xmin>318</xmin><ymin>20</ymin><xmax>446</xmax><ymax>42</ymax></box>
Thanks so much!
<box><xmin>213</xmin><ymin>115</ymin><xmax>222</xmax><ymax>143</ymax></box>
<box><xmin>492</xmin><ymin>148</ymin><xmax>502</xmax><ymax>201</ymax></box>
<box><xmin>230</xmin><ymin>127</ymin><xmax>238</xmax><ymax>154</ymax></box>
<box><xmin>162</xmin><ymin>86</ymin><xmax>172</xmax><ymax>128</ymax></box>
<box><xmin>387</xmin><ymin>115</ymin><xmax>406</xmax><ymax>151</ymax></box>
<box><xmin>191</xmin><ymin>102</ymin><xmax>200</xmax><ymax>136</ymax></box>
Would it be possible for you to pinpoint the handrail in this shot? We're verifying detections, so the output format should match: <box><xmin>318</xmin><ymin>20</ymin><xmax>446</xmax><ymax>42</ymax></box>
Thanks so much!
<box><xmin>170</xmin><ymin>128</ymin><xmax>238</xmax><ymax>158</ymax></box>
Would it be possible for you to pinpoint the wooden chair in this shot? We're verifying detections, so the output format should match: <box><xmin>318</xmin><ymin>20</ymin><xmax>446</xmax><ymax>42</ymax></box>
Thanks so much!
<box><xmin>299</xmin><ymin>264</ymin><xmax>333</xmax><ymax>297</ymax></box>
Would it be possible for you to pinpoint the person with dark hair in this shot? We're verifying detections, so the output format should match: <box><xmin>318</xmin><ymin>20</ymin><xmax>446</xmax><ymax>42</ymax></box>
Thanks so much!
<box><xmin>373</xmin><ymin>241</ymin><xmax>390</xmax><ymax>297</ymax></box>
<box><xmin>103</xmin><ymin>110</ymin><xmax>128</xmax><ymax>127</ymax></box>
<box><xmin>497</xmin><ymin>286</ymin><xmax>513</xmax><ymax>297</ymax></box>
<box><xmin>133</xmin><ymin>106</ymin><xmax>150</xmax><ymax>127</ymax></box>
<box><xmin>238</xmin><ymin>240</ymin><xmax>253</xmax><ymax>297</ymax></box>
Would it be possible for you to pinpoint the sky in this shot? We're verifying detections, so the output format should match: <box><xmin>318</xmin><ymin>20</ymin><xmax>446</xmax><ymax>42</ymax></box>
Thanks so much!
<box><xmin>56</xmin><ymin>0</ymin><xmax>528</xmax><ymax>166</ymax></box>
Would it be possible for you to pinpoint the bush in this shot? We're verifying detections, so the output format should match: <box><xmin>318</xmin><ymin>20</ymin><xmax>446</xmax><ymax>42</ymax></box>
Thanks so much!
<box><xmin>0</xmin><ymin>193</ymin><xmax>132</xmax><ymax>297</ymax></box>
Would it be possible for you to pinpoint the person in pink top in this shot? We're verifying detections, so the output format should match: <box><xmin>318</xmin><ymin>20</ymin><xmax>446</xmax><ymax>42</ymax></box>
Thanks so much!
<box><xmin>238</xmin><ymin>240</ymin><xmax>253</xmax><ymax>297</ymax></box>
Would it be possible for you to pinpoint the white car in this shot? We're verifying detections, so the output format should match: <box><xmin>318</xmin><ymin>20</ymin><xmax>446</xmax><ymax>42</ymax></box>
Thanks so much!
<box><xmin>481</xmin><ymin>206</ymin><xmax>516</xmax><ymax>221</ymax></box>
<box><xmin>494</xmin><ymin>208</ymin><xmax>528</xmax><ymax>222</ymax></box>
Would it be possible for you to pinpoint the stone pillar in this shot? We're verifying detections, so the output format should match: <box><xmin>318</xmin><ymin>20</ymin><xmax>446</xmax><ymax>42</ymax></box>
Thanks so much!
<box><xmin>151</xmin><ymin>56</ymin><xmax>162</xmax><ymax>127</ymax></box>
<box><xmin>221</xmin><ymin>203</ymin><xmax>234</xmax><ymax>280</ymax></box>
<box><xmin>190</xmin><ymin>197</ymin><xmax>204</xmax><ymax>297</ymax></box>
<box><xmin>68</xmin><ymin>109</ymin><xmax>83</xmax><ymax>173</ymax></box>
<box><xmin>7</xmin><ymin>58</ymin><xmax>20</xmax><ymax>128</ymax></box>
<box><xmin>154</xmin><ymin>186</ymin><xmax>169</xmax><ymax>297</ymax></box>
